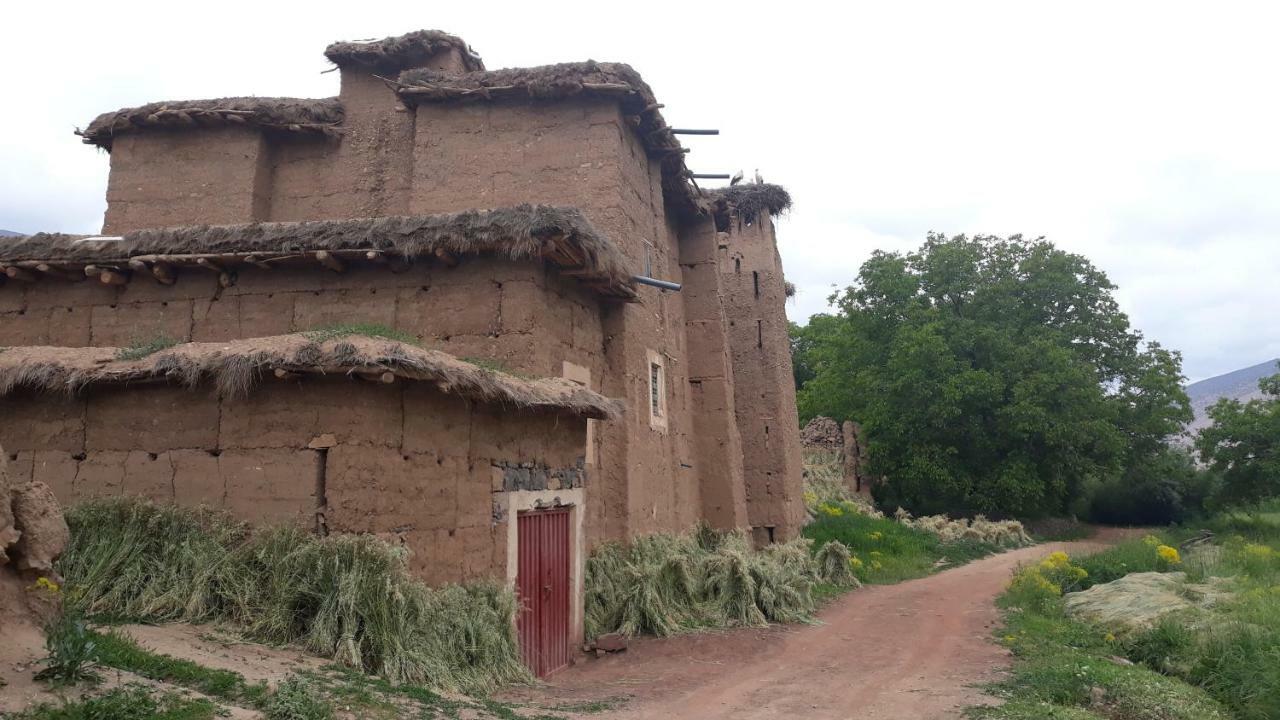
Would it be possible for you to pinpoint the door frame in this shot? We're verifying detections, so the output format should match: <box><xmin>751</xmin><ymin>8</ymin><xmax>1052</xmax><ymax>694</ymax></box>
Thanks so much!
<box><xmin>500</xmin><ymin>488</ymin><xmax>585</xmax><ymax>657</ymax></box>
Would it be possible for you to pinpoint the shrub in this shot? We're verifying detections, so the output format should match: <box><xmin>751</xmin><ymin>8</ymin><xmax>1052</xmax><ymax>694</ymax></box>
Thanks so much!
<box><xmin>1004</xmin><ymin>551</ymin><xmax>1089</xmax><ymax>611</ymax></box>
<box><xmin>1087</xmin><ymin>447</ymin><xmax>1217</xmax><ymax>525</ymax></box>
<box><xmin>34</xmin><ymin>609</ymin><xmax>100</xmax><ymax>687</ymax></box>
<box><xmin>58</xmin><ymin>498</ymin><xmax>527</xmax><ymax>693</ymax></box>
<box><xmin>266</xmin><ymin>677</ymin><xmax>334</xmax><ymax>720</ymax></box>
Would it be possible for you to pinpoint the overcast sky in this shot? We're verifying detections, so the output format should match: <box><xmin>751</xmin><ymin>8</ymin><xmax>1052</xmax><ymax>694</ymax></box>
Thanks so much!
<box><xmin>3</xmin><ymin>1</ymin><xmax>1277</xmax><ymax>381</ymax></box>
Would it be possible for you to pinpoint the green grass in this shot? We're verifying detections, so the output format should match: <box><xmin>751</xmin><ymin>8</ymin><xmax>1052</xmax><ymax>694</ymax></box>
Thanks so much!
<box><xmin>57</xmin><ymin>498</ymin><xmax>528</xmax><ymax>694</ymax></box>
<box><xmin>91</xmin><ymin>630</ymin><xmax>268</xmax><ymax>707</ymax></box>
<box><xmin>306</xmin><ymin>665</ymin><xmax>576</xmax><ymax>720</ymax></box>
<box><xmin>970</xmin><ymin>581</ymin><xmax>1231</xmax><ymax>719</ymax></box>
<box><xmin>114</xmin><ymin>335</ymin><xmax>180</xmax><ymax>361</ymax></box>
<box><xmin>7</xmin><ymin>685</ymin><xmax>219</xmax><ymax>720</ymax></box>
<box><xmin>973</xmin><ymin>511</ymin><xmax>1280</xmax><ymax>720</ymax></box>
<box><xmin>301</xmin><ymin>323</ymin><xmax>420</xmax><ymax>345</ymax></box>
<box><xmin>460</xmin><ymin>357</ymin><xmax>530</xmax><ymax>378</ymax></box>
<box><xmin>802</xmin><ymin>510</ymin><xmax>999</xmax><ymax>584</ymax></box>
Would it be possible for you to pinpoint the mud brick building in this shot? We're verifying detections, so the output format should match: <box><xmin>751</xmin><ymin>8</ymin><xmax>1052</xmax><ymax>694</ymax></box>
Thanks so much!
<box><xmin>0</xmin><ymin>30</ymin><xmax>804</xmax><ymax>673</ymax></box>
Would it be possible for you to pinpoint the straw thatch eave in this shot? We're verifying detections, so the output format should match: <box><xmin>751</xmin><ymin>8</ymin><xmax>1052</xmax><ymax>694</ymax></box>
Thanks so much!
<box><xmin>393</xmin><ymin>61</ymin><xmax>705</xmax><ymax>219</ymax></box>
<box><xmin>324</xmin><ymin>29</ymin><xmax>484</xmax><ymax>72</ymax></box>
<box><xmin>0</xmin><ymin>335</ymin><xmax>623</xmax><ymax>420</ymax></box>
<box><xmin>0</xmin><ymin>206</ymin><xmax>637</xmax><ymax>300</ymax></box>
<box><xmin>78</xmin><ymin>97</ymin><xmax>344</xmax><ymax>151</ymax></box>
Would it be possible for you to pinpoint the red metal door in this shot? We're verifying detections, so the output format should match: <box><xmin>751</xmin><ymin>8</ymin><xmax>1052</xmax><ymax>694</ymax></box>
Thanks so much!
<box><xmin>516</xmin><ymin>507</ymin><xmax>571</xmax><ymax>677</ymax></box>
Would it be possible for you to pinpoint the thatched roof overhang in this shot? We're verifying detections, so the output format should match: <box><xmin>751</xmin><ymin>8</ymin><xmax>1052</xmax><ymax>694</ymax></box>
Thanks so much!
<box><xmin>0</xmin><ymin>335</ymin><xmax>623</xmax><ymax>420</ymax></box>
<box><xmin>393</xmin><ymin>61</ymin><xmax>707</xmax><ymax>219</ymax></box>
<box><xmin>78</xmin><ymin>97</ymin><xmax>345</xmax><ymax>151</ymax></box>
<box><xmin>0</xmin><ymin>205</ymin><xmax>637</xmax><ymax>301</ymax></box>
<box><xmin>324</xmin><ymin>29</ymin><xmax>484</xmax><ymax>73</ymax></box>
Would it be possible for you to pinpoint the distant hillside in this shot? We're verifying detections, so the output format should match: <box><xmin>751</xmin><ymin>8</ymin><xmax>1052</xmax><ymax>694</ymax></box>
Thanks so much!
<box><xmin>1184</xmin><ymin>359</ymin><xmax>1280</xmax><ymax>438</ymax></box>
<box><xmin>0</xmin><ymin>229</ymin><xmax>23</xmax><ymax>237</ymax></box>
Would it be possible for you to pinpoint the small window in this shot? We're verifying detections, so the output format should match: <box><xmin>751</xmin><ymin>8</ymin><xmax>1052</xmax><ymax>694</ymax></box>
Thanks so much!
<box><xmin>646</xmin><ymin>350</ymin><xmax>668</xmax><ymax>430</ymax></box>
<box><xmin>650</xmin><ymin>362</ymin><xmax>664</xmax><ymax>418</ymax></box>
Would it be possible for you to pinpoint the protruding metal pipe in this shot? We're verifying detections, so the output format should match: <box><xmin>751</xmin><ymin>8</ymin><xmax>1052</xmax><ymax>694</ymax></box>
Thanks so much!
<box><xmin>632</xmin><ymin>275</ymin><xmax>682</xmax><ymax>292</ymax></box>
<box><xmin>670</xmin><ymin>128</ymin><xmax>719</xmax><ymax>135</ymax></box>
<box><xmin>690</xmin><ymin>173</ymin><xmax>731</xmax><ymax>179</ymax></box>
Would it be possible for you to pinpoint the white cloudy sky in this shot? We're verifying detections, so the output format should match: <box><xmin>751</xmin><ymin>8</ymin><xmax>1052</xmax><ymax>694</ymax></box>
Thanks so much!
<box><xmin>2</xmin><ymin>0</ymin><xmax>1277</xmax><ymax>381</ymax></box>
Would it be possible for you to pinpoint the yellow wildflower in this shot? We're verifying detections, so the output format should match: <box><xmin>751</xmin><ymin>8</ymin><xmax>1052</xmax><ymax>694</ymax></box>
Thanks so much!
<box><xmin>28</xmin><ymin>576</ymin><xmax>60</xmax><ymax>594</ymax></box>
<box><xmin>849</xmin><ymin>556</ymin><xmax>864</xmax><ymax>570</ymax></box>
<box><xmin>1104</xmin><ymin>633</ymin><xmax>1116</xmax><ymax>643</ymax></box>
<box><xmin>1157</xmin><ymin>545</ymin><xmax>1181</xmax><ymax>565</ymax></box>
<box><xmin>868</xmin><ymin>531</ymin><xmax>883</xmax><ymax>541</ymax></box>
<box><xmin>1142</xmin><ymin>535</ymin><xmax>1162</xmax><ymax>547</ymax></box>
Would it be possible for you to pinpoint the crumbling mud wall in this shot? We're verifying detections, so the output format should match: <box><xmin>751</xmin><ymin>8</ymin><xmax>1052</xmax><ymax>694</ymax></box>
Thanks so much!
<box><xmin>0</xmin><ymin>378</ymin><xmax>585</xmax><ymax>587</ymax></box>
<box><xmin>716</xmin><ymin>213</ymin><xmax>806</xmax><ymax>543</ymax></box>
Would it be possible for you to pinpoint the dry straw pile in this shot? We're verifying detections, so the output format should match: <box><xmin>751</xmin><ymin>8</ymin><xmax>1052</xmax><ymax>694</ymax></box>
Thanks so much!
<box><xmin>59</xmin><ymin>498</ymin><xmax>528</xmax><ymax>692</ymax></box>
<box><xmin>893</xmin><ymin>508</ymin><xmax>1033</xmax><ymax>548</ymax></box>
<box><xmin>584</xmin><ymin>525</ymin><xmax>856</xmax><ymax>639</ymax></box>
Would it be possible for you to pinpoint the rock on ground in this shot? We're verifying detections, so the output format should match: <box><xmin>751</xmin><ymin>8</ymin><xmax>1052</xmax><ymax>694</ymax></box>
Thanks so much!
<box><xmin>1063</xmin><ymin>571</ymin><xmax>1232</xmax><ymax>633</ymax></box>
<box><xmin>11</xmin><ymin>482</ymin><xmax>69</xmax><ymax>575</ymax></box>
<box><xmin>800</xmin><ymin>416</ymin><xmax>843</xmax><ymax>452</ymax></box>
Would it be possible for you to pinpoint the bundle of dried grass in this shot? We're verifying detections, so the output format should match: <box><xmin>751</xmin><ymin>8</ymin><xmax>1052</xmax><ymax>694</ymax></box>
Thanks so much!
<box><xmin>324</xmin><ymin>30</ymin><xmax>483</xmax><ymax>72</ymax></box>
<box><xmin>0</xmin><ymin>334</ymin><xmax>622</xmax><ymax>420</ymax></box>
<box><xmin>893</xmin><ymin>508</ymin><xmax>1033</xmax><ymax>548</ymax></box>
<box><xmin>60</xmin><ymin>498</ymin><xmax>529</xmax><ymax>691</ymax></box>
<box><xmin>78</xmin><ymin>97</ymin><xmax>344</xmax><ymax>150</ymax></box>
<box><xmin>584</xmin><ymin>525</ymin><xmax>839</xmax><ymax>639</ymax></box>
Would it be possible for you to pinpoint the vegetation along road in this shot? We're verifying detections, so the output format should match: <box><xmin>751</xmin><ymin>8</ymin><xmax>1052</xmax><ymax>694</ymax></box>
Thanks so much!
<box><xmin>512</xmin><ymin>529</ymin><xmax>1138</xmax><ymax>720</ymax></box>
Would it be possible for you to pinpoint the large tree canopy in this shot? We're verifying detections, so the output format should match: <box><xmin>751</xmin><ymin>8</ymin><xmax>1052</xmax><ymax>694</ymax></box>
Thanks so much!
<box><xmin>795</xmin><ymin>233</ymin><xmax>1190</xmax><ymax>517</ymax></box>
<box><xmin>1197</xmin><ymin>369</ymin><xmax>1280</xmax><ymax>504</ymax></box>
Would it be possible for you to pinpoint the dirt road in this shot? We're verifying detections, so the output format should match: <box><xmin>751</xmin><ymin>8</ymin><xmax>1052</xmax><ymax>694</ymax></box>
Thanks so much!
<box><xmin>511</xmin><ymin>532</ymin><xmax>1135</xmax><ymax>720</ymax></box>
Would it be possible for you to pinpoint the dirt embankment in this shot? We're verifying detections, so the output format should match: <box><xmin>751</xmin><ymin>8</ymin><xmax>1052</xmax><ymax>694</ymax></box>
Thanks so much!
<box><xmin>508</xmin><ymin>529</ymin><xmax>1141</xmax><ymax>720</ymax></box>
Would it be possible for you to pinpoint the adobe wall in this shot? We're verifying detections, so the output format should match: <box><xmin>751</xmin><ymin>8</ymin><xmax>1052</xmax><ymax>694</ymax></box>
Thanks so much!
<box><xmin>408</xmin><ymin>97</ymin><xmax>703</xmax><ymax>545</ymax></box>
<box><xmin>0</xmin><ymin>258</ymin><xmax>603</xmax><ymax>386</ymax></box>
<box><xmin>80</xmin><ymin>81</ymin><xmax>719</xmax><ymax>548</ymax></box>
<box><xmin>716</xmin><ymin>213</ymin><xmax>806</xmax><ymax>542</ymax></box>
<box><xmin>677</xmin><ymin>217</ymin><xmax>748</xmax><ymax>530</ymax></box>
<box><xmin>101</xmin><ymin>127</ymin><xmax>272</xmax><ymax>234</ymax></box>
<box><xmin>0</xmin><ymin>378</ymin><xmax>586</xmax><ymax>587</ymax></box>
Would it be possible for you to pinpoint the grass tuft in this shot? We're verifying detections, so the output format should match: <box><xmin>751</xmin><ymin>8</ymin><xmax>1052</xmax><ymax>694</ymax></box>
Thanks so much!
<box><xmin>115</xmin><ymin>335</ymin><xmax>180</xmax><ymax>361</ymax></box>
<box><xmin>7</xmin><ymin>685</ymin><xmax>219</xmax><ymax>720</ymax></box>
<box><xmin>302</xmin><ymin>323</ymin><xmax>420</xmax><ymax>345</ymax></box>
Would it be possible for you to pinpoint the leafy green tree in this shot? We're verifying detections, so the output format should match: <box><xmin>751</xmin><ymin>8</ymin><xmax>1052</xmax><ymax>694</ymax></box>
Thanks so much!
<box><xmin>1197</xmin><ymin>368</ymin><xmax>1280</xmax><ymax>504</ymax></box>
<box><xmin>790</xmin><ymin>316</ymin><xmax>840</xmax><ymax>393</ymax></box>
<box><xmin>797</xmin><ymin>233</ymin><xmax>1191</xmax><ymax>517</ymax></box>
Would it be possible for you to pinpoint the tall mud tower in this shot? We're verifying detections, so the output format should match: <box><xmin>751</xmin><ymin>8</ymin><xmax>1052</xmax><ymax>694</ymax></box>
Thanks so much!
<box><xmin>717</xmin><ymin>211</ymin><xmax>806</xmax><ymax>543</ymax></box>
